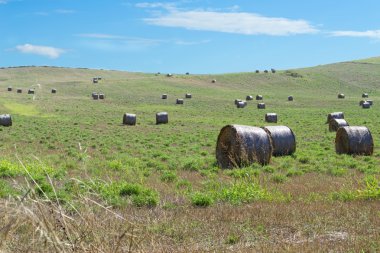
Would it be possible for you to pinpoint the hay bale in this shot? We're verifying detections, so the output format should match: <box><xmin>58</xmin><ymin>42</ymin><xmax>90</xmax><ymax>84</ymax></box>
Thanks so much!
<box><xmin>166</xmin><ymin>73</ymin><xmax>173</xmax><ymax>77</ymax></box>
<box><xmin>234</xmin><ymin>99</ymin><xmax>242</xmax><ymax>105</ymax></box>
<box><xmin>176</xmin><ymin>98</ymin><xmax>184</xmax><ymax>104</ymax></box>
<box><xmin>366</xmin><ymin>100</ymin><xmax>373</xmax><ymax>106</ymax></box>
<box><xmin>7</xmin><ymin>87</ymin><xmax>12</xmax><ymax>91</ymax></box>
<box><xmin>327</xmin><ymin>112</ymin><xmax>344</xmax><ymax>123</ymax></box>
<box><xmin>359</xmin><ymin>100</ymin><xmax>365</xmax><ymax>106</ymax></box>
<box><xmin>93</xmin><ymin>78</ymin><xmax>98</xmax><ymax>84</ymax></box>
<box><xmin>28</xmin><ymin>89</ymin><xmax>35</xmax><ymax>94</ymax></box>
<box><xmin>335</xmin><ymin>126</ymin><xmax>373</xmax><ymax>155</ymax></box>
<box><xmin>185</xmin><ymin>93</ymin><xmax>192</xmax><ymax>99</ymax></box>
<box><xmin>271</xmin><ymin>68</ymin><xmax>276</xmax><ymax>73</ymax></box>
<box><xmin>162</xmin><ymin>94</ymin><xmax>168</xmax><ymax>99</ymax></box>
<box><xmin>264</xmin><ymin>70</ymin><xmax>269</xmax><ymax>73</ymax></box>
<box><xmin>265</xmin><ymin>113</ymin><xmax>277</xmax><ymax>123</ymax></box>
<box><xmin>255</xmin><ymin>70</ymin><xmax>259</xmax><ymax>73</ymax></box>
<box><xmin>99</xmin><ymin>93</ymin><xmax>105</xmax><ymax>99</ymax></box>
<box><xmin>329</xmin><ymin>118</ymin><xmax>349</xmax><ymax>132</ymax></box>
<box><xmin>288</xmin><ymin>95</ymin><xmax>293</xmax><ymax>101</ymax></box>
<box><xmin>0</xmin><ymin>114</ymin><xmax>12</xmax><ymax>127</ymax></box>
<box><xmin>362</xmin><ymin>93</ymin><xmax>368</xmax><ymax>98</ymax></box>
<box><xmin>156</xmin><ymin>112</ymin><xmax>168</xmax><ymax>124</ymax></box>
<box><xmin>257</xmin><ymin>103</ymin><xmax>265</xmax><ymax>109</ymax></box>
<box><xmin>51</xmin><ymin>88</ymin><xmax>57</xmax><ymax>93</ymax></box>
<box><xmin>92</xmin><ymin>92</ymin><xmax>99</xmax><ymax>100</ymax></box>
<box><xmin>212</xmin><ymin>79</ymin><xmax>216</xmax><ymax>83</ymax></box>
<box><xmin>246</xmin><ymin>95</ymin><xmax>253</xmax><ymax>101</ymax></box>
<box><xmin>123</xmin><ymin>113</ymin><xmax>136</xmax><ymax>126</ymax></box>
<box><xmin>362</xmin><ymin>101</ymin><xmax>370</xmax><ymax>109</ymax></box>
<box><xmin>237</xmin><ymin>101</ymin><xmax>246</xmax><ymax>108</ymax></box>
<box><xmin>338</xmin><ymin>93</ymin><xmax>345</xmax><ymax>99</ymax></box>
<box><xmin>216</xmin><ymin>125</ymin><xmax>272</xmax><ymax>168</ymax></box>
<box><xmin>17</xmin><ymin>88</ymin><xmax>22</xmax><ymax>93</ymax></box>
<box><xmin>256</xmin><ymin>95</ymin><xmax>263</xmax><ymax>100</ymax></box>
<box><xmin>263</xmin><ymin>126</ymin><xmax>296</xmax><ymax>156</ymax></box>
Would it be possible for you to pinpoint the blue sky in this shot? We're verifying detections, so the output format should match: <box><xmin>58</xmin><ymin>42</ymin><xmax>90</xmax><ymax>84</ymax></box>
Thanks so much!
<box><xmin>1</xmin><ymin>0</ymin><xmax>380</xmax><ymax>73</ymax></box>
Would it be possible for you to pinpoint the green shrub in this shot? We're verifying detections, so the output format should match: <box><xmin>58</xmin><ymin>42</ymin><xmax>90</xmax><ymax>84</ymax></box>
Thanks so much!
<box><xmin>191</xmin><ymin>192</ymin><xmax>213</xmax><ymax>207</ymax></box>
<box><xmin>160</xmin><ymin>171</ymin><xmax>177</xmax><ymax>183</ymax></box>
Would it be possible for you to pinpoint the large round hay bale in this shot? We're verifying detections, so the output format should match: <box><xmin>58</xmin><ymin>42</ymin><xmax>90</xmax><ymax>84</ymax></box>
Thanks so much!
<box><xmin>362</xmin><ymin>93</ymin><xmax>368</xmax><ymax>98</ymax></box>
<box><xmin>265</xmin><ymin>113</ymin><xmax>277</xmax><ymax>123</ymax></box>
<box><xmin>338</xmin><ymin>93</ymin><xmax>345</xmax><ymax>99</ymax></box>
<box><xmin>216</xmin><ymin>125</ymin><xmax>272</xmax><ymax>168</ymax></box>
<box><xmin>288</xmin><ymin>95</ymin><xmax>293</xmax><ymax>101</ymax></box>
<box><xmin>162</xmin><ymin>94</ymin><xmax>168</xmax><ymax>99</ymax></box>
<box><xmin>263</xmin><ymin>126</ymin><xmax>296</xmax><ymax>156</ymax></box>
<box><xmin>257</xmin><ymin>103</ymin><xmax>265</xmax><ymax>109</ymax></box>
<box><xmin>234</xmin><ymin>99</ymin><xmax>242</xmax><ymax>105</ymax></box>
<box><xmin>335</xmin><ymin>126</ymin><xmax>373</xmax><ymax>155</ymax></box>
<box><xmin>329</xmin><ymin>118</ymin><xmax>349</xmax><ymax>132</ymax></box>
<box><xmin>0</xmin><ymin>114</ymin><xmax>12</xmax><ymax>127</ymax></box>
<box><xmin>99</xmin><ymin>93</ymin><xmax>105</xmax><ymax>99</ymax></box>
<box><xmin>366</xmin><ymin>100</ymin><xmax>373</xmax><ymax>106</ymax></box>
<box><xmin>327</xmin><ymin>112</ymin><xmax>344</xmax><ymax>123</ymax></box>
<box><xmin>92</xmin><ymin>92</ymin><xmax>99</xmax><ymax>100</ymax></box>
<box><xmin>185</xmin><ymin>93</ymin><xmax>192</xmax><ymax>99</ymax></box>
<box><xmin>93</xmin><ymin>78</ymin><xmax>98</xmax><ymax>84</ymax></box>
<box><xmin>237</xmin><ymin>101</ymin><xmax>246</xmax><ymax>108</ymax></box>
<box><xmin>51</xmin><ymin>88</ymin><xmax>57</xmax><ymax>94</ymax></box>
<box><xmin>123</xmin><ymin>113</ymin><xmax>136</xmax><ymax>126</ymax></box>
<box><xmin>156</xmin><ymin>112</ymin><xmax>168</xmax><ymax>124</ymax></box>
<box><xmin>256</xmin><ymin>95</ymin><xmax>263</xmax><ymax>100</ymax></box>
<box><xmin>246</xmin><ymin>95</ymin><xmax>253</xmax><ymax>100</ymax></box>
<box><xmin>176</xmin><ymin>98</ymin><xmax>184</xmax><ymax>104</ymax></box>
<box><xmin>28</xmin><ymin>89</ymin><xmax>35</xmax><ymax>94</ymax></box>
<box><xmin>362</xmin><ymin>101</ymin><xmax>370</xmax><ymax>109</ymax></box>
<box><xmin>7</xmin><ymin>87</ymin><xmax>12</xmax><ymax>91</ymax></box>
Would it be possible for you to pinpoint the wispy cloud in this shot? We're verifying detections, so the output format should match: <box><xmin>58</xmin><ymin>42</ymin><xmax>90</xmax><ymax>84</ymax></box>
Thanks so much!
<box><xmin>137</xmin><ymin>4</ymin><xmax>318</xmax><ymax>36</ymax></box>
<box><xmin>329</xmin><ymin>30</ymin><xmax>380</xmax><ymax>39</ymax></box>
<box><xmin>174</xmin><ymin>39</ymin><xmax>210</xmax><ymax>45</ymax></box>
<box><xmin>15</xmin><ymin>44</ymin><xmax>66</xmax><ymax>59</ymax></box>
<box><xmin>77</xmin><ymin>33</ymin><xmax>126</xmax><ymax>40</ymax></box>
<box><xmin>55</xmin><ymin>9</ymin><xmax>76</xmax><ymax>14</ymax></box>
<box><xmin>0</xmin><ymin>0</ymin><xmax>8</xmax><ymax>4</ymax></box>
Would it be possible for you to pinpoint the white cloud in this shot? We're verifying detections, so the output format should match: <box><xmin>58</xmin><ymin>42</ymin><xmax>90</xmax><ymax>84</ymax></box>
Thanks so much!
<box><xmin>0</xmin><ymin>0</ymin><xmax>8</xmax><ymax>4</ymax></box>
<box><xmin>15</xmin><ymin>44</ymin><xmax>66</xmax><ymax>59</ymax></box>
<box><xmin>135</xmin><ymin>2</ymin><xmax>175</xmax><ymax>10</ymax></box>
<box><xmin>329</xmin><ymin>30</ymin><xmax>380</xmax><ymax>39</ymax></box>
<box><xmin>77</xmin><ymin>33</ymin><xmax>126</xmax><ymax>39</ymax></box>
<box><xmin>141</xmin><ymin>8</ymin><xmax>318</xmax><ymax>36</ymax></box>
<box><xmin>55</xmin><ymin>9</ymin><xmax>76</xmax><ymax>14</ymax></box>
<box><xmin>174</xmin><ymin>39</ymin><xmax>210</xmax><ymax>45</ymax></box>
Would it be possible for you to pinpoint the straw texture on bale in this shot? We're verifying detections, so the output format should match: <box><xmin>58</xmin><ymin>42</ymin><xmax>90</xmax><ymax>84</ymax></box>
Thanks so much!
<box><xmin>176</xmin><ymin>99</ymin><xmax>184</xmax><ymax>104</ymax></box>
<box><xmin>335</xmin><ymin>126</ymin><xmax>373</xmax><ymax>155</ymax></box>
<box><xmin>156</xmin><ymin>112</ymin><xmax>168</xmax><ymax>124</ymax></box>
<box><xmin>162</xmin><ymin>94</ymin><xmax>168</xmax><ymax>99</ymax></box>
<box><xmin>216</xmin><ymin>125</ymin><xmax>272</xmax><ymax>168</ymax></box>
<box><xmin>329</xmin><ymin>118</ymin><xmax>349</xmax><ymax>132</ymax></box>
<box><xmin>7</xmin><ymin>87</ymin><xmax>12</xmax><ymax>91</ymax></box>
<box><xmin>28</xmin><ymin>89</ymin><xmax>35</xmax><ymax>94</ymax></box>
<box><xmin>256</xmin><ymin>95</ymin><xmax>263</xmax><ymax>100</ymax></box>
<box><xmin>246</xmin><ymin>95</ymin><xmax>253</xmax><ymax>100</ymax></box>
<box><xmin>327</xmin><ymin>112</ymin><xmax>344</xmax><ymax>123</ymax></box>
<box><xmin>366</xmin><ymin>100</ymin><xmax>373</xmax><ymax>106</ymax></box>
<box><xmin>17</xmin><ymin>88</ymin><xmax>22</xmax><ymax>93</ymax></box>
<box><xmin>51</xmin><ymin>88</ymin><xmax>57</xmax><ymax>93</ymax></box>
<box><xmin>237</xmin><ymin>101</ymin><xmax>246</xmax><ymax>108</ymax></box>
<box><xmin>362</xmin><ymin>93</ymin><xmax>368</xmax><ymax>98</ymax></box>
<box><xmin>338</xmin><ymin>94</ymin><xmax>345</xmax><ymax>99</ymax></box>
<box><xmin>123</xmin><ymin>113</ymin><xmax>136</xmax><ymax>126</ymax></box>
<box><xmin>265</xmin><ymin>113</ymin><xmax>278</xmax><ymax>123</ymax></box>
<box><xmin>362</xmin><ymin>102</ymin><xmax>370</xmax><ymax>109</ymax></box>
<box><xmin>263</xmin><ymin>126</ymin><xmax>296</xmax><ymax>156</ymax></box>
<box><xmin>0</xmin><ymin>114</ymin><xmax>12</xmax><ymax>127</ymax></box>
<box><xmin>257</xmin><ymin>103</ymin><xmax>265</xmax><ymax>109</ymax></box>
<box><xmin>185</xmin><ymin>93</ymin><xmax>192</xmax><ymax>99</ymax></box>
<box><xmin>99</xmin><ymin>93</ymin><xmax>105</xmax><ymax>99</ymax></box>
<box><xmin>288</xmin><ymin>95</ymin><xmax>293</xmax><ymax>101</ymax></box>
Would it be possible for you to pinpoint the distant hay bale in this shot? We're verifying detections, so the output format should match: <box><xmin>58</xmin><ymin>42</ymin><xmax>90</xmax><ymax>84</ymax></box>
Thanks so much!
<box><xmin>28</xmin><ymin>89</ymin><xmax>35</xmax><ymax>94</ymax></box>
<box><xmin>123</xmin><ymin>113</ymin><xmax>136</xmax><ymax>126</ymax></box>
<box><xmin>17</xmin><ymin>88</ymin><xmax>22</xmax><ymax>93</ymax></box>
<box><xmin>51</xmin><ymin>88</ymin><xmax>57</xmax><ymax>93</ymax></box>
<box><xmin>216</xmin><ymin>125</ymin><xmax>272</xmax><ymax>168</ymax></box>
<box><xmin>93</xmin><ymin>78</ymin><xmax>98</xmax><ymax>84</ymax></box>
<box><xmin>212</xmin><ymin>79</ymin><xmax>216</xmax><ymax>83</ymax></box>
<box><xmin>255</xmin><ymin>70</ymin><xmax>259</xmax><ymax>73</ymax></box>
<box><xmin>366</xmin><ymin>100</ymin><xmax>373</xmax><ymax>106</ymax></box>
<box><xmin>166</xmin><ymin>73</ymin><xmax>173</xmax><ymax>77</ymax></box>
<box><xmin>288</xmin><ymin>95</ymin><xmax>293</xmax><ymax>101</ymax></box>
<box><xmin>99</xmin><ymin>93</ymin><xmax>105</xmax><ymax>99</ymax></box>
<box><xmin>327</xmin><ymin>112</ymin><xmax>344</xmax><ymax>123</ymax></box>
<box><xmin>329</xmin><ymin>118</ymin><xmax>349</xmax><ymax>132</ymax></box>
<box><xmin>264</xmin><ymin>70</ymin><xmax>269</xmax><ymax>73</ymax></box>
<box><xmin>176</xmin><ymin>98</ymin><xmax>184</xmax><ymax>104</ymax></box>
<box><xmin>0</xmin><ymin>114</ymin><xmax>12</xmax><ymax>127</ymax></box>
<box><xmin>156</xmin><ymin>112</ymin><xmax>168</xmax><ymax>124</ymax></box>
<box><xmin>237</xmin><ymin>101</ymin><xmax>247</xmax><ymax>108</ymax></box>
<box><xmin>256</xmin><ymin>95</ymin><xmax>263</xmax><ymax>100</ymax></box>
<box><xmin>335</xmin><ymin>126</ymin><xmax>373</xmax><ymax>155</ymax></box>
<box><xmin>246</xmin><ymin>95</ymin><xmax>253</xmax><ymax>100</ymax></box>
<box><xmin>265</xmin><ymin>113</ymin><xmax>277</xmax><ymax>123</ymax></box>
<box><xmin>92</xmin><ymin>92</ymin><xmax>99</xmax><ymax>100</ymax></box>
<box><xmin>263</xmin><ymin>126</ymin><xmax>296</xmax><ymax>156</ymax></box>
<box><xmin>338</xmin><ymin>93</ymin><xmax>345</xmax><ymax>99</ymax></box>
<box><xmin>162</xmin><ymin>94</ymin><xmax>168</xmax><ymax>99</ymax></box>
<box><xmin>234</xmin><ymin>99</ymin><xmax>242</xmax><ymax>105</ymax></box>
<box><xmin>257</xmin><ymin>103</ymin><xmax>265</xmax><ymax>109</ymax></box>
<box><xmin>185</xmin><ymin>93</ymin><xmax>192</xmax><ymax>99</ymax></box>
<box><xmin>7</xmin><ymin>87</ymin><xmax>12</xmax><ymax>91</ymax></box>
<box><xmin>362</xmin><ymin>93</ymin><xmax>368</xmax><ymax>98</ymax></box>
<box><xmin>271</xmin><ymin>68</ymin><xmax>276</xmax><ymax>73</ymax></box>
<box><xmin>359</xmin><ymin>100</ymin><xmax>365</xmax><ymax>106</ymax></box>
<box><xmin>362</xmin><ymin>101</ymin><xmax>370</xmax><ymax>109</ymax></box>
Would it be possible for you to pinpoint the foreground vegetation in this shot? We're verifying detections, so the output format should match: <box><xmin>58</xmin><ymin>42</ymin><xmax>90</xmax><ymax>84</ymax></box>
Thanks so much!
<box><xmin>0</xmin><ymin>59</ymin><xmax>379</xmax><ymax>252</ymax></box>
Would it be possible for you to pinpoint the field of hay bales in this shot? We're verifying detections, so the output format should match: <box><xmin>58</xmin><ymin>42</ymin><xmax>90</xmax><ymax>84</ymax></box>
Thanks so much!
<box><xmin>0</xmin><ymin>60</ymin><xmax>379</xmax><ymax>252</ymax></box>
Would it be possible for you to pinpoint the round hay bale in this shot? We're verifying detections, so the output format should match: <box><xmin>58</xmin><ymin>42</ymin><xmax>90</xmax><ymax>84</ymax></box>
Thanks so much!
<box><xmin>176</xmin><ymin>98</ymin><xmax>184</xmax><ymax>104</ymax></box>
<box><xmin>265</xmin><ymin>113</ymin><xmax>277</xmax><ymax>123</ymax></box>
<box><xmin>185</xmin><ymin>93</ymin><xmax>192</xmax><ymax>99</ymax></box>
<box><xmin>263</xmin><ymin>126</ymin><xmax>296</xmax><ymax>156</ymax></box>
<box><xmin>366</xmin><ymin>100</ymin><xmax>373</xmax><ymax>106</ymax></box>
<box><xmin>93</xmin><ymin>78</ymin><xmax>98</xmax><ymax>84</ymax></box>
<box><xmin>166</xmin><ymin>73</ymin><xmax>173</xmax><ymax>77</ymax></box>
<box><xmin>51</xmin><ymin>88</ymin><xmax>57</xmax><ymax>93</ymax></box>
<box><xmin>362</xmin><ymin>93</ymin><xmax>368</xmax><ymax>98</ymax></box>
<box><xmin>246</xmin><ymin>95</ymin><xmax>253</xmax><ymax>101</ymax></box>
<box><xmin>28</xmin><ymin>89</ymin><xmax>35</xmax><ymax>94</ymax></box>
<box><xmin>7</xmin><ymin>87</ymin><xmax>12</xmax><ymax>91</ymax></box>
<box><xmin>335</xmin><ymin>126</ymin><xmax>373</xmax><ymax>155</ymax></box>
<box><xmin>17</xmin><ymin>88</ymin><xmax>22</xmax><ymax>93</ymax></box>
<box><xmin>162</xmin><ymin>94</ymin><xmax>168</xmax><ymax>99</ymax></box>
<box><xmin>216</xmin><ymin>125</ymin><xmax>272</xmax><ymax>168</ymax></box>
<box><xmin>234</xmin><ymin>99</ymin><xmax>243</xmax><ymax>105</ymax></box>
<box><xmin>212</xmin><ymin>79</ymin><xmax>216</xmax><ymax>83</ymax></box>
<box><xmin>92</xmin><ymin>92</ymin><xmax>99</xmax><ymax>100</ymax></box>
<box><xmin>99</xmin><ymin>93</ymin><xmax>105</xmax><ymax>99</ymax></box>
<box><xmin>0</xmin><ymin>114</ymin><xmax>12</xmax><ymax>127</ymax></box>
<box><xmin>257</xmin><ymin>103</ymin><xmax>265</xmax><ymax>109</ymax></box>
<box><xmin>359</xmin><ymin>100</ymin><xmax>365</xmax><ymax>106</ymax></box>
<box><xmin>362</xmin><ymin>101</ymin><xmax>370</xmax><ymax>109</ymax></box>
<box><xmin>338</xmin><ymin>93</ymin><xmax>345</xmax><ymax>99</ymax></box>
<box><xmin>237</xmin><ymin>101</ymin><xmax>246</xmax><ymax>108</ymax></box>
<box><xmin>327</xmin><ymin>112</ymin><xmax>344</xmax><ymax>123</ymax></box>
<box><xmin>288</xmin><ymin>95</ymin><xmax>293</xmax><ymax>101</ymax></box>
<box><xmin>256</xmin><ymin>95</ymin><xmax>263</xmax><ymax>100</ymax></box>
<box><xmin>329</xmin><ymin>118</ymin><xmax>349</xmax><ymax>132</ymax></box>
<box><xmin>156</xmin><ymin>112</ymin><xmax>168</xmax><ymax>124</ymax></box>
<box><xmin>123</xmin><ymin>113</ymin><xmax>136</xmax><ymax>126</ymax></box>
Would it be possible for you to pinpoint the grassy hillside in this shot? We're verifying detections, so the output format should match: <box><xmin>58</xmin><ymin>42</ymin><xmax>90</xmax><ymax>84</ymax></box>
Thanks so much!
<box><xmin>0</xmin><ymin>62</ymin><xmax>379</xmax><ymax>252</ymax></box>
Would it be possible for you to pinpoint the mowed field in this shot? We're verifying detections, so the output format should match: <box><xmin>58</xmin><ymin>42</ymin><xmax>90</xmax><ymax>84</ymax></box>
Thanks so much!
<box><xmin>0</xmin><ymin>59</ymin><xmax>379</xmax><ymax>252</ymax></box>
